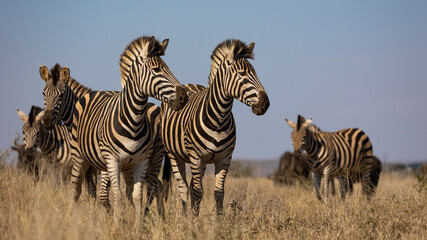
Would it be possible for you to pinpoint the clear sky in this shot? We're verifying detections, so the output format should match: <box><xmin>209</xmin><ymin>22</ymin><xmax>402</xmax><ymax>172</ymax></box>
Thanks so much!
<box><xmin>1</xmin><ymin>1</ymin><xmax>426</xmax><ymax>163</ymax></box>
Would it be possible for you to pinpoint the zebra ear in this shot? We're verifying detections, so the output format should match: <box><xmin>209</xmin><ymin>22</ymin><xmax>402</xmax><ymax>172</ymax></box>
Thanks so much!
<box><xmin>17</xmin><ymin>109</ymin><xmax>28</xmax><ymax>123</ymax></box>
<box><xmin>284</xmin><ymin>117</ymin><xmax>296</xmax><ymax>129</ymax></box>
<box><xmin>247</xmin><ymin>42</ymin><xmax>255</xmax><ymax>54</ymax></box>
<box><xmin>60</xmin><ymin>66</ymin><xmax>70</xmax><ymax>83</ymax></box>
<box><xmin>35</xmin><ymin>110</ymin><xmax>45</xmax><ymax>124</ymax></box>
<box><xmin>39</xmin><ymin>65</ymin><xmax>51</xmax><ymax>82</ymax></box>
<box><xmin>159</xmin><ymin>38</ymin><xmax>169</xmax><ymax>54</ymax></box>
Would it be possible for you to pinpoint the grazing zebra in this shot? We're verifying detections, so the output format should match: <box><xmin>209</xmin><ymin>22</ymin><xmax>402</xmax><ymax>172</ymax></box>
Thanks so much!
<box><xmin>70</xmin><ymin>36</ymin><xmax>188</xmax><ymax>222</ymax></box>
<box><xmin>285</xmin><ymin>115</ymin><xmax>375</xmax><ymax>202</ymax></box>
<box><xmin>161</xmin><ymin>39</ymin><xmax>270</xmax><ymax>216</ymax></box>
<box><xmin>17</xmin><ymin>106</ymin><xmax>72</xmax><ymax>182</ymax></box>
<box><xmin>11</xmin><ymin>135</ymin><xmax>42</xmax><ymax>180</ymax></box>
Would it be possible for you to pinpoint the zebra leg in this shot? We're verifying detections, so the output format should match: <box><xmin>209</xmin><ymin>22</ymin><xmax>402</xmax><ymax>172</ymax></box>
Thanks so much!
<box><xmin>348</xmin><ymin>178</ymin><xmax>354</xmax><ymax>195</ymax></box>
<box><xmin>329</xmin><ymin>177</ymin><xmax>336</xmax><ymax>196</ymax></box>
<box><xmin>99</xmin><ymin>171</ymin><xmax>111</xmax><ymax>212</ymax></box>
<box><xmin>132</xmin><ymin>158</ymin><xmax>149</xmax><ymax>225</ymax></box>
<box><xmin>85</xmin><ymin>166</ymin><xmax>97</xmax><ymax>199</ymax></box>
<box><xmin>123</xmin><ymin>170</ymin><xmax>134</xmax><ymax>207</ymax></box>
<box><xmin>144</xmin><ymin>150</ymin><xmax>164</xmax><ymax>217</ymax></box>
<box><xmin>337</xmin><ymin>175</ymin><xmax>348</xmax><ymax>201</ymax></box>
<box><xmin>169</xmin><ymin>154</ymin><xmax>188</xmax><ymax>215</ymax></box>
<box><xmin>322</xmin><ymin>169</ymin><xmax>330</xmax><ymax>203</ymax></box>
<box><xmin>214</xmin><ymin>157</ymin><xmax>231</xmax><ymax>216</ymax></box>
<box><xmin>189</xmin><ymin>156</ymin><xmax>204</xmax><ymax>216</ymax></box>
<box><xmin>361</xmin><ymin>162</ymin><xmax>374</xmax><ymax>200</ymax></box>
<box><xmin>105</xmin><ymin>158</ymin><xmax>122</xmax><ymax>222</ymax></box>
<box><xmin>313</xmin><ymin>172</ymin><xmax>323</xmax><ymax>202</ymax></box>
<box><xmin>70</xmin><ymin>155</ymin><xmax>90</xmax><ymax>203</ymax></box>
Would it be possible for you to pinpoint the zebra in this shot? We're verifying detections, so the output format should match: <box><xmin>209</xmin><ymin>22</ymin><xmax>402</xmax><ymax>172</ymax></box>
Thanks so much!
<box><xmin>161</xmin><ymin>39</ymin><xmax>270</xmax><ymax>216</ymax></box>
<box><xmin>11</xmin><ymin>134</ymin><xmax>42</xmax><ymax>180</ymax></box>
<box><xmin>70</xmin><ymin>36</ymin><xmax>188</xmax><ymax>222</ymax></box>
<box><xmin>40</xmin><ymin>62</ymin><xmax>173</xmax><ymax>216</ymax></box>
<box><xmin>284</xmin><ymin>115</ymin><xmax>375</xmax><ymax>202</ymax></box>
<box><xmin>40</xmin><ymin>63</ymin><xmax>98</xmax><ymax>200</ymax></box>
<box><xmin>17</xmin><ymin>105</ymin><xmax>72</xmax><ymax>182</ymax></box>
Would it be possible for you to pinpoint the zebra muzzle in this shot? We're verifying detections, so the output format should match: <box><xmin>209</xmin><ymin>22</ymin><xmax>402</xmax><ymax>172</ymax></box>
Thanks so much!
<box><xmin>169</xmin><ymin>86</ymin><xmax>188</xmax><ymax>111</ymax></box>
<box><xmin>42</xmin><ymin>109</ymin><xmax>55</xmax><ymax>130</ymax></box>
<box><xmin>251</xmin><ymin>90</ymin><xmax>270</xmax><ymax>116</ymax></box>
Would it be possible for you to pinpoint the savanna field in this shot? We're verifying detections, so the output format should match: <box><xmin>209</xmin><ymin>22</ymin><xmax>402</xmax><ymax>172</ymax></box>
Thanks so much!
<box><xmin>0</xmin><ymin>157</ymin><xmax>426</xmax><ymax>240</ymax></box>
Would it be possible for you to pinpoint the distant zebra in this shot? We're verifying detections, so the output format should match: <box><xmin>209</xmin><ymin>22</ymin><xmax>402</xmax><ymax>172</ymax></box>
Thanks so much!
<box><xmin>161</xmin><ymin>39</ymin><xmax>270</xmax><ymax>216</ymax></box>
<box><xmin>11</xmin><ymin>135</ymin><xmax>42</xmax><ymax>180</ymax></box>
<box><xmin>70</xmin><ymin>36</ymin><xmax>187</xmax><ymax>222</ymax></box>
<box><xmin>17</xmin><ymin>106</ymin><xmax>72</xmax><ymax>182</ymax></box>
<box><xmin>285</xmin><ymin>115</ymin><xmax>375</xmax><ymax>202</ymax></box>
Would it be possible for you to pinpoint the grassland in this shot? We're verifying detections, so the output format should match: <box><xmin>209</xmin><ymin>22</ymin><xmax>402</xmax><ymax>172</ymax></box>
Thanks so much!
<box><xmin>0</xmin><ymin>161</ymin><xmax>425</xmax><ymax>240</ymax></box>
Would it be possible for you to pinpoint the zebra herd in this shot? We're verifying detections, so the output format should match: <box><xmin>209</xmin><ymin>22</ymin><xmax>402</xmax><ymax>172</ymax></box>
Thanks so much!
<box><xmin>15</xmin><ymin>35</ymin><xmax>378</xmax><ymax>223</ymax></box>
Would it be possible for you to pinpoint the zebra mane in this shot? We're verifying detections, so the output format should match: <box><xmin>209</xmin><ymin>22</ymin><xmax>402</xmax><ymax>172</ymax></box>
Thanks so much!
<box><xmin>50</xmin><ymin>63</ymin><xmax>91</xmax><ymax>97</ymax></box>
<box><xmin>296</xmin><ymin>115</ymin><xmax>320</xmax><ymax>132</ymax></box>
<box><xmin>209</xmin><ymin>39</ymin><xmax>255</xmax><ymax>84</ymax></box>
<box><xmin>211</xmin><ymin>39</ymin><xmax>255</xmax><ymax>61</ymax></box>
<box><xmin>50</xmin><ymin>63</ymin><xmax>62</xmax><ymax>85</ymax></box>
<box><xmin>297</xmin><ymin>115</ymin><xmax>306</xmax><ymax>131</ymax></box>
<box><xmin>119</xmin><ymin>36</ymin><xmax>166</xmax><ymax>87</ymax></box>
<box><xmin>28</xmin><ymin>106</ymin><xmax>42</xmax><ymax>126</ymax></box>
<box><xmin>307</xmin><ymin>124</ymin><xmax>321</xmax><ymax>132</ymax></box>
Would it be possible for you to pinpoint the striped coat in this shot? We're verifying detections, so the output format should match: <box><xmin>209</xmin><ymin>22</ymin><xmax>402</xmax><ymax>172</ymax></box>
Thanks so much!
<box><xmin>285</xmin><ymin>115</ymin><xmax>375</xmax><ymax>202</ymax></box>
<box><xmin>161</xmin><ymin>39</ymin><xmax>269</xmax><ymax>215</ymax></box>
<box><xmin>70</xmin><ymin>36</ymin><xmax>187</xmax><ymax>222</ymax></box>
<box><xmin>17</xmin><ymin>106</ymin><xmax>72</xmax><ymax>182</ymax></box>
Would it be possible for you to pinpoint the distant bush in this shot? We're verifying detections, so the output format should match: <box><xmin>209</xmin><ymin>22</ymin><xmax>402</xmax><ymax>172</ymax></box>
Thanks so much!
<box><xmin>416</xmin><ymin>164</ymin><xmax>427</xmax><ymax>193</ymax></box>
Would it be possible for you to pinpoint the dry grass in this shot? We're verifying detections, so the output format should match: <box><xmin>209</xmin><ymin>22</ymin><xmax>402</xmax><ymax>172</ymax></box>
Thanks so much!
<box><xmin>0</xmin><ymin>163</ymin><xmax>426</xmax><ymax>240</ymax></box>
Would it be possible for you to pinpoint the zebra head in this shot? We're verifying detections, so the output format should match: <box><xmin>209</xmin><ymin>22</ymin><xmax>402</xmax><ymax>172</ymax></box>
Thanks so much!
<box><xmin>17</xmin><ymin>106</ymin><xmax>45</xmax><ymax>151</ymax></box>
<box><xmin>40</xmin><ymin>64</ymin><xmax>66</xmax><ymax>130</ymax></box>
<box><xmin>211</xmin><ymin>39</ymin><xmax>270</xmax><ymax>115</ymax></box>
<box><xmin>285</xmin><ymin>115</ymin><xmax>312</xmax><ymax>159</ymax></box>
<box><xmin>120</xmin><ymin>36</ymin><xmax>188</xmax><ymax>111</ymax></box>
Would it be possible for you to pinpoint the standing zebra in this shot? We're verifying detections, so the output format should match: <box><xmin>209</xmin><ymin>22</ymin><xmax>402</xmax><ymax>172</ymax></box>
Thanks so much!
<box><xmin>41</xmin><ymin>62</ymin><xmax>172</xmax><ymax>216</ymax></box>
<box><xmin>17</xmin><ymin>106</ymin><xmax>72</xmax><ymax>182</ymax></box>
<box><xmin>285</xmin><ymin>115</ymin><xmax>375</xmax><ymax>202</ymax></box>
<box><xmin>161</xmin><ymin>39</ymin><xmax>270</xmax><ymax>216</ymax></box>
<box><xmin>40</xmin><ymin>63</ymin><xmax>98</xmax><ymax>200</ymax></box>
<box><xmin>70</xmin><ymin>36</ymin><xmax>188</xmax><ymax>222</ymax></box>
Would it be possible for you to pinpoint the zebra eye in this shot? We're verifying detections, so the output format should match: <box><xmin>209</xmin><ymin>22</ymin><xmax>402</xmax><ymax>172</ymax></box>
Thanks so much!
<box><xmin>152</xmin><ymin>68</ymin><xmax>161</xmax><ymax>73</ymax></box>
<box><xmin>238</xmin><ymin>71</ymin><xmax>247</xmax><ymax>77</ymax></box>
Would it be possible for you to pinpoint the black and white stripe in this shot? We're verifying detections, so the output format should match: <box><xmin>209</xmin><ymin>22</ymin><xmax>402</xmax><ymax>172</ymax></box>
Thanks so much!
<box><xmin>17</xmin><ymin>106</ymin><xmax>72</xmax><ymax>182</ymax></box>
<box><xmin>161</xmin><ymin>39</ymin><xmax>269</xmax><ymax>215</ymax></box>
<box><xmin>70</xmin><ymin>36</ymin><xmax>187</xmax><ymax>222</ymax></box>
<box><xmin>285</xmin><ymin>115</ymin><xmax>375</xmax><ymax>202</ymax></box>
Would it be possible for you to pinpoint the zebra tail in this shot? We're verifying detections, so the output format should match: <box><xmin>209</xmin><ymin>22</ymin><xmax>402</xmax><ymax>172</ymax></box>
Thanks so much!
<box><xmin>161</xmin><ymin>154</ymin><xmax>173</xmax><ymax>202</ymax></box>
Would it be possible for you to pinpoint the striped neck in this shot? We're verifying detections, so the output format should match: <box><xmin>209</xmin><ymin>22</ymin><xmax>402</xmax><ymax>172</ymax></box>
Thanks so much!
<box><xmin>60</xmin><ymin>77</ymin><xmax>91</xmax><ymax>131</ymax></box>
<box><xmin>37</xmin><ymin>126</ymin><xmax>56</xmax><ymax>157</ymax></box>
<box><xmin>305</xmin><ymin>129</ymin><xmax>321</xmax><ymax>161</ymax></box>
<box><xmin>119</xmin><ymin>77</ymin><xmax>148</xmax><ymax>127</ymax></box>
<box><xmin>204</xmin><ymin>63</ymin><xmax>234</xmax><ymax>129</ymax></box>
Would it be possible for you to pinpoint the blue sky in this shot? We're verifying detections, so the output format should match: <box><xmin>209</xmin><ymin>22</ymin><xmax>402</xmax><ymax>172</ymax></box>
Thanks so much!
<box><xmin>1</xmin><ymin>1</ymin><xmax>426</xmax><ymax>163</ymax></box>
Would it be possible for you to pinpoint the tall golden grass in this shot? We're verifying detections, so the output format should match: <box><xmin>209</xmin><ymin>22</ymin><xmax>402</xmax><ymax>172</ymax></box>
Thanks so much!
<box><xmin>0</xmin><ymin>161</ymin><xmax>425</xmax><ymax>240</ymax></box>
